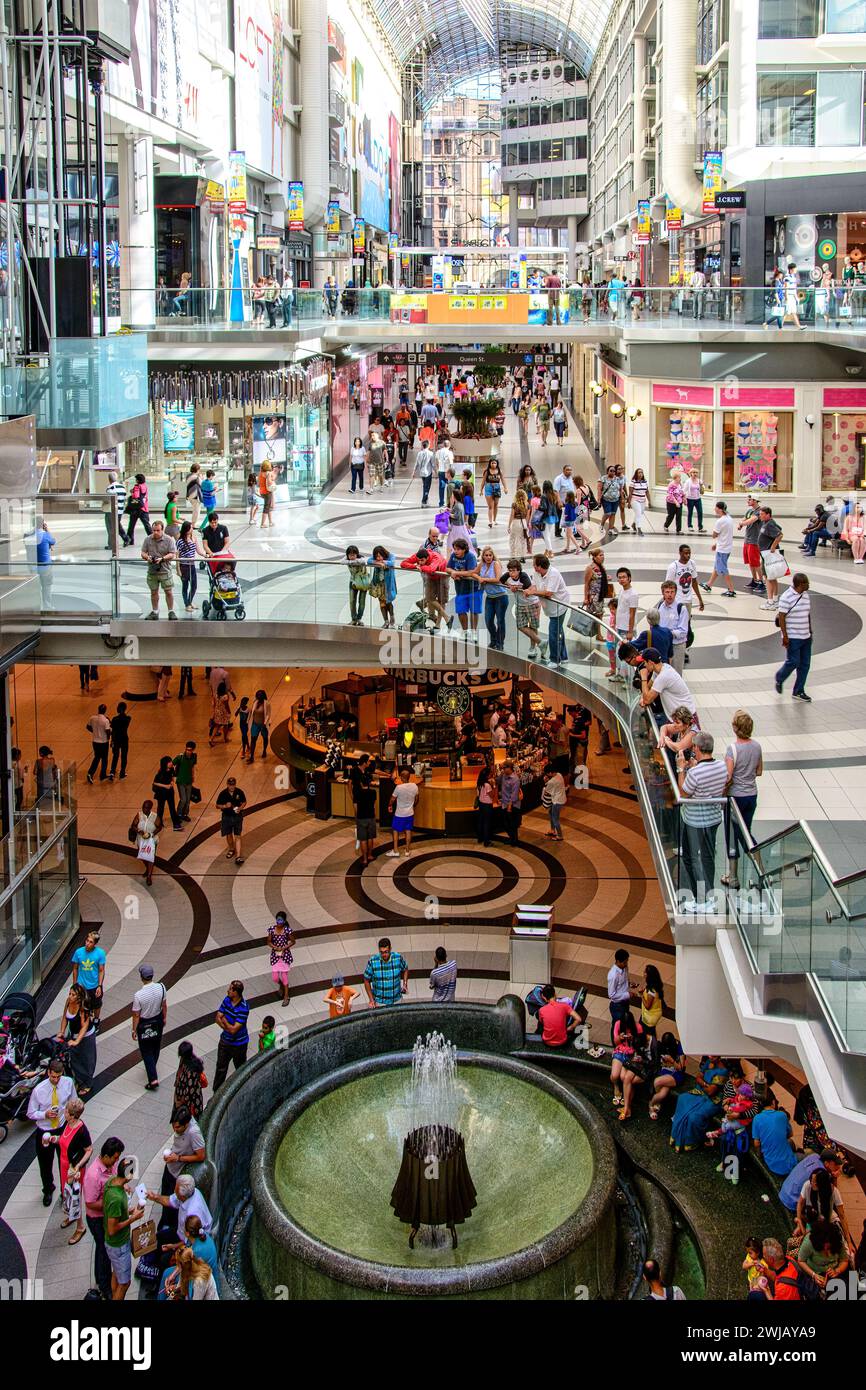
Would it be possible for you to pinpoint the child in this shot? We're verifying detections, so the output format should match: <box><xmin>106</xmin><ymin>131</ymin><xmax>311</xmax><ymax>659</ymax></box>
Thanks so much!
<box><xmin>247</xmin><ymin>473</ymin><xmax>260</xmax><ymax>523</ymax></box>
<box><xmin>201</xmin><ymin>470</ymin><xmax>217</xmax><ymax>518</ymax></box>
<box><xmin>258</xmin><ymin>1015</ymin><xmax>276</xmax><ymax>1052</ymax></box>
<box><xmin>237</xmin><ymin>696</ymin><xmax>251</xmax><ymax>757</ymax></box>
<box><xmin>562</xmin><ymin>490</ymin><xmax>578</xmax><ymax>552</ymax></box>
<box><xmin>605</xmin><ymin>597</ymin><xmax>618</xmax><ymax>676</ymax></box>
<box><xmin>742</xmin><ymin>1236</ymin><xmax>768</xmax><ymax>1293</ymax></box>
<box><xmin>323</xmin><ymin>974</ymin><xmax>358</xmax><ymax>1019</ymax></box>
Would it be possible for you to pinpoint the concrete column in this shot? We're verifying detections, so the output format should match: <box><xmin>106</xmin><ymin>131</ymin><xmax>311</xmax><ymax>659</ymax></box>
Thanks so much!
<box><xmin>117</xmin><ymin>133</ymin><xmax>156</xmax><ymax>329</ymax></box>
<box><xmin>508</xmin><ymin>189</ymin><xmax>519</xmax><ymax>249</ymax></box>
<box><xmin>632</xmin><ymin>33</ymin><xmax>647</xmax><ymax>189</ymax></box>
<box><xmin>567</xmin><ymin>214</ymin><xmax>578</xmax><ymax>281</ymax></box>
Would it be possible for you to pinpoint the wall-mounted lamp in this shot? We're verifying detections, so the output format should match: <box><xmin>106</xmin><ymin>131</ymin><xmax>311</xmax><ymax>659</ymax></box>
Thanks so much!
<box><xmin>626</xmin><ymin>405</ymin><xmax>642</xmax><ymax>421</ymax></box>
<box><xmin>589</xmin><ymin>379</ymin><xmax>605</xmax><ymax>397</ymax></box>
<box><xmin>609</xmin><ymin>402</ymin><xmax>624</xmax><ymax>417</ymax></box>
<box><xmin>805</xmin><ymin>413</ymin><xmax>815</xmax><ymax>429</ymax></box>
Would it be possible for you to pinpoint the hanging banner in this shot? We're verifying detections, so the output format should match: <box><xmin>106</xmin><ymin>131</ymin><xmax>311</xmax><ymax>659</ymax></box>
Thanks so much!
<box><xmin>326</xmin><ymin>202</ymin><xmax>341</xmax><ymax>237</ymax></box>
<box><xmin>287</xmin><ymin>181</ymin><xmax>304</xmax><ymax>232</ymax></box>
<box><xmin>665</xmin><ymin>198</ymin><xmax>682</xmax><ymax>232</ymax></box>
<box><xmin>636</xmin><ymin>199</ymin><xmax>651</xmax><ymax>245</ymax></box>
<box><xmin>388</xmin><ymin>232</ymin><xmax>399</xmax><ymax>253</ymax></box>
<box><xmin>353</xmin><ymin>218</ymin><xmax>366</xmax><ymax>254</ymax></box>
<box><xmin>702</xmin><ymin>150</ymin><xmax>723</xmax><ymax>215</ymax></box>
<box><xmin>227</xmin><ymin>151</ymin><xmax>247</xmax><ymax>213</ymax></box>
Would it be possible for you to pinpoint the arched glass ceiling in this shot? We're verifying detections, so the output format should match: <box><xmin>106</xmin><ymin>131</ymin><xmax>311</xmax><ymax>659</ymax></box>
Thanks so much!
<box><xmin>373</xmin><ymin>0</ymin><xmax>610</xmax><ymax>93</ymax></box>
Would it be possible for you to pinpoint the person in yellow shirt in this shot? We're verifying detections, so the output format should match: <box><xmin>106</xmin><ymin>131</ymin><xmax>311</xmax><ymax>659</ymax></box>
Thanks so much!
<box><xmin>640</xmin><ymin>964</ymin><xmax>665</xmax><ymax>1037</ymax></box>
<box><xmin>324</xmin><ymin>975</ymin><xmax>358</xmax><ymax>1019</ymax></box>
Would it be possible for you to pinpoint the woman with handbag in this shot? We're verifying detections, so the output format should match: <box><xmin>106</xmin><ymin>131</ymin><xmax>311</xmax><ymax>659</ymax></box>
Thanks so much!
<box><xmin>45</xmin><ymin>1097</ymin><xmax>91</xmax><ymax>1243</ymax></box>
<box><xmin>131</xmin><ymin>798</ymin><xmax>161</xmax><ymax>887</ymax></box>
<box><xmin>172</xmin><ymin>1041</ymin><xmax>206</xmax><ymax>1121</ymax></box>
<box><xmin>507</xmin><ymin>490</ymin><xmax>531</xmax><ymax>562</ymax></box>
<box><xmin>59</xmin><ymin>984</ymin><xmax>98</xmax><ymax>1097</ymax></box>
<box><xmin>345</xmin><ymin>544</ymin><xmax>370</xmax><ymax>625</ymax></box>
<box><xmin>124</xmin><ymin>474</ymin><xmax>151</xmax><ymax>545</ymax></box>
<box><xmin>482</xmin><ymin>458</ymin><xmax>507</xmax><ymax>526</ymax></box>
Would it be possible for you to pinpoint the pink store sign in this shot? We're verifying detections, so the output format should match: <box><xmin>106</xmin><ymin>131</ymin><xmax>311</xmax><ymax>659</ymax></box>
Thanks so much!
<box><xmin>721</xmin><ymin>387</ymin><xmax>795</xmax><ymax>408</ymax></box>
<box><xmin>652</xmin><ymin>384</ymin><xmax>714</xmax><ymax>407</ymax></box>
<box><xmin>823</xmin><ymin>388</ymin><xmax>866</xmax><ymax>410</ymax></box>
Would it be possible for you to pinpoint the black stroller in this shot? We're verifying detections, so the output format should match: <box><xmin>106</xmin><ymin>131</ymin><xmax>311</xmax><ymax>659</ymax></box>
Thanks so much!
<box><xmin>0</xmin><ymin>992</ymin><xmax>69</xmax><ymax>1141</ymax></box>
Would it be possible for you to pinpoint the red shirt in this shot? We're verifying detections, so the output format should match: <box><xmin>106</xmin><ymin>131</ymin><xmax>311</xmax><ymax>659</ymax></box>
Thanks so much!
<box><xmin>771</xmin><ymin>1260</ymin><xmax>801</xmax><ymax>1300</ymax></box>
<box><xmin>539</xmin><ymin>999</ymin><xmax>572</xmax><ymax>1046</ymax></box>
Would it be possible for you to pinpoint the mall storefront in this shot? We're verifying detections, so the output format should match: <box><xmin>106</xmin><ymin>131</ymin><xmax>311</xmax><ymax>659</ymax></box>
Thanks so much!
<box><xmin>149</xmin><ymin>360</ymin><xmax>333</xmax><ymax>505</ymax></box>
<box><xmin>593</xmin><ymin>356</ymin><xmax>866</xmax><ymax>512</ymax></box>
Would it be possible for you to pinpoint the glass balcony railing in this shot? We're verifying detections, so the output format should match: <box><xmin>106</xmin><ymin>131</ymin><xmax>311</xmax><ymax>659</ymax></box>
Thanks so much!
<box><xmin>115</xmin><ymin>284</ymin><xmax>866</xmax><ymax>332</ymax></box>
<box><xmin>0</xmin><ymin>336</ymin><xmax>148</xmax><ymax>431</ymax></box>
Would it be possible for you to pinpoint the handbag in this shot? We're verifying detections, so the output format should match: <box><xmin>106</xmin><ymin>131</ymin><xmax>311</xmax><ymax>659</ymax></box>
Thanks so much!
<box><xmin>568</xmin><ymin>606</ymin><xmax>595</xmax><ymax>636</ymax></box>
<box><xmin>351</xmin><ymin>572</ymin><xmax>372</xmax><ymax>592</ymax></box>
<box><xmin>190</xmin><ymin>786</ymin><xmax>202</xmax><ymax>804</ymax></box>
<box><xmin>62</xmin><ymin>1178</ymin><xmax>81</xmax><ymax>1222</ymax></box>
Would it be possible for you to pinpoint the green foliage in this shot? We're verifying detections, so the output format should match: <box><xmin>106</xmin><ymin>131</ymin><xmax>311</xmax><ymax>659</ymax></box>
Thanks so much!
<box><xmin>451</xmin><ymin>395</ymin><xmax>504</xmax><ymax>438</ymax></box>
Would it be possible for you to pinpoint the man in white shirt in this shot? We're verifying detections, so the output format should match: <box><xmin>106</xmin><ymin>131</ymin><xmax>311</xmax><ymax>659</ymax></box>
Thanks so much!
<box><xmin>775</xmin><ymin>573</ymin><xmax>812</xmax><ymax>702</ymax></box>
<box><xmin>702</xmin><ymin>500</ymin><xmax>736</xmax><ymax>597</ymax></box>
<box><xmin>549</xmin><ymin>372</ymin><xmax>561</xmax><ymax>404</ymax></box>
<box><xmin>436</xmin><ymin>441</ymin><xmax>454</xmax><ymax>507</ymax></box>
<box><xmin>132</xmin><ymin>963</ymin><xmax>167</xmax><ymax>1090</ymax></box>
<box><xmin>657</xmin><ymin>581</ymin><xmax>690</xmax><ymax>674</ymax></box>
<box><xmin>607</xmin><ymin>947</ymin><xmax>634</xmax><ymax>1042</ymax></box>
<box><xmin>611</xmin><ymin>566</ymin><xmax>639</xmax><ymax>683</ymax></box>
<box><xmin>665</xmin><ymin>543</ymin><xmax>703</xmax><ymax>664</ymax></box>
<box><xmin>638</xmin><ymin>648</ymin><xmax>698</xmax><ymax>726</ymax></box>
<box><xmin>146</xmin><ymin>1173</ymin><xmax>213</xmax><ymax>1236</ymax></box>
<box><xmin>552</xmin><ymin>464</ymin><xmax>574</xmax><ymax>539</ymax></box>
<box><xmin>104</xmin><ymin>472</ymin><xmax>129</xmax><ymax>549</ymax></box>
<box><xmin>529</xmin><ymin>556</ymin><xmax>570</xmax><ymax>667</ymax></box>
<box><xmin>413</xmin><ymin>442</ymin><xmax>435</xmax><ymax>507</ymax></box>
<box><xmin>86</xmin><ymin>704</ymin><xmax>112</xmax><ymax>784</ymax></box>
<box><xmin>160</xmin><ymin>1109</ymin><xmax>207</xmax><ymax>1194</ymax></box>
<box><xmin>27</xmin><ymin>1059</ymin><xmax>76</xmax><ymax>1203</ymax></box>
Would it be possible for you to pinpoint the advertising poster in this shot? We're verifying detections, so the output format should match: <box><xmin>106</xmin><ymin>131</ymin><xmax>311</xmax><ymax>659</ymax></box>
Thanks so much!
<box><xmin>388</xmin><ymin>113</ymin><xmax>401</xmax><ymax>235</ymax></box>
<box><xmin>233</xmin><ymin>0</ymin><xmax>283</xmax><ymax>179</ymax></box>
<box><xmin>702</xmin><ymin>151</ymin><xmax>723</xmax><ymax>215</ymax></box>
<box><xmin>252</xmin><ymin>414</ymin><xmax>287</xmax><ymax>468</ymax></box>
<box><xmin>353</xmin><ymin>218</ymin><xmax>366</xmax><ymax>254</ymax></box>
<box><xmin>665</xmin><ymin>199</ymin><xmax>683</xmax><ymax>232</ymax></box>
<box><xmin>636</xmin><ymin>199</ymin><xmax>651</xmax><ymax>244</ymax></box>
<box><xmin>228</xmin><ymin>150</ymin><xmax>247</xmax><ymax>212</ymax></box>
<box><xmin>162</xmin><ymin>409</ymin><xmax>195</xmax><ymax>453</ymax></box>
<box><xmin>326</xmin><ymin>202</ymin><xmax>341</xmax><ymax>237</ymax></box>
<box><xmin>287</xmin><ymin>181</ymin><xmax>304</xmax><ymax>231</ymax></box>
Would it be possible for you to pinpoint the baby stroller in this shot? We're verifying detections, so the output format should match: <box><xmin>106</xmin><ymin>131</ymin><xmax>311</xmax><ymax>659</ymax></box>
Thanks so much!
<box><xmin>0</xmin><ymin>992</ymin><xmax>45</xmax><ymax>1141</ymax></box>
<box><xmin>202</xmin><ymin>552</ymin><xmax>245</xmax><ymax>621</ymax></box>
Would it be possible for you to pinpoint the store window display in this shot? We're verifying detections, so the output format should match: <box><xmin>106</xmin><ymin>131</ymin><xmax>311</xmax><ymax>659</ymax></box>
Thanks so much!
<box><xmin>722</xmin><ymin>412</ymin><xmax>793</xmax><ymax>493</ymax></box>
<box><xmin>654</xmin><ymin>408</ymin><xmax>713</xmax><ymax>486</ymax></box>
<box><xmin>822</xmin><ymin>413</ymin><xmax>866</xmax><ymax>491</ymax></box>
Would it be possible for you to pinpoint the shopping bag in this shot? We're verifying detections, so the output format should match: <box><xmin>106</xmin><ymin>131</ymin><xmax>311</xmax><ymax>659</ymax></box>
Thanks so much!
<box><xmin>130</xmin><ymin>1219</ymin><xmax>157</xmax><ymax>1258</ymax></box>
<box><xmin>567</xmin><ymin>606</ymin><xmax>594</xmax><ymax>636</ymax></box>
<box><xmin>137</xmin><ymin>838</ymin><xmax>156</xmax><ymax>864</ymax></box>
<box><xmin>435</xmin><ymin>509</ymin><xmax>450</xmax><ymax>534</ymax></box>
<box><xmin>62</xmin><ymin>1178</ymin><xmax>81</xmax><ymax>1222</ymax></box>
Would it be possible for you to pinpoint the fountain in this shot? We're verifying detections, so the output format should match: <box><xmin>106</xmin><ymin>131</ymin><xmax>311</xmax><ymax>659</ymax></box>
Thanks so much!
<box><xmin>390</xmin><ymin>1033</ymin><xmax>476</xmax><ymax>1249</ymax></box>
<box><xmin>233</xmin><ymin>999</ymin><xmax>619</xmax><ymax>1299</ymax></box>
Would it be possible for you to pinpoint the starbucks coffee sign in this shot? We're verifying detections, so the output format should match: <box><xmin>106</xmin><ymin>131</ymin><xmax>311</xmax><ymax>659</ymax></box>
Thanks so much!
<box><xmin>390</xmin><ymin>667</ymin><xmax>511</xmax><ymax>687</ymax></box>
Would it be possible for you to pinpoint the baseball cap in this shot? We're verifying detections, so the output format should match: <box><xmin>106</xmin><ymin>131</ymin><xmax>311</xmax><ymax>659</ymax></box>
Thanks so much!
<box><xmin>139</xmin><ymin>964</ymin><xmax>154</xmax><ymax>980</ymax></box>
<box><xmin>332</xmin><ymin>974</ymin><xmax>345</xmax><ymax>987</ymax></box>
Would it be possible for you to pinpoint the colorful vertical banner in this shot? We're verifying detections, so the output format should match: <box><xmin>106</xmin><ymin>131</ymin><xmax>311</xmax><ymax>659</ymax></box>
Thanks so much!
<box><xmin>665</xmin><ymin>198</ymin><xmax>683</xmax><ymax>232</ymax></box>
<box><xmin>326</xmin><ymin>202</ymin><xmax>341</xmax><ymax>237</ymax></box>
<box><xmin>287</xmin><ymin>181</ymin><xmax>305</xmax><ymax>231</ymax></box>
<box><xmin>702</xmin><ymin>150</ymin><xmax>723</xmax><ymax>215</ymax></box>
<box><xmin>227</xmin><ymin>150</ymin><xmax>247</xmax><ymax>213</ymax></box>
<box><xmin>636</xmin><ymin>199</ymin><xmax>651</xmax><ymax>245</ymax></box>
<box><xmin>388</xmin><ymin>232</ymin><xmax>399</xmax><ymax>252</ymax></box>
<box><xmin>353</xmin><ymin>218</ymin><xmax>366</xmax><ymax>254</ymax></box>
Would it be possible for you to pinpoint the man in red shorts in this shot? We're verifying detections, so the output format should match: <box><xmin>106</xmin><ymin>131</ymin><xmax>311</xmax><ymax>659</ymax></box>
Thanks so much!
<box><xmin>737</xmin><ymin>495</ymin><xmax>765</xmax><ymax>594</ymax></box>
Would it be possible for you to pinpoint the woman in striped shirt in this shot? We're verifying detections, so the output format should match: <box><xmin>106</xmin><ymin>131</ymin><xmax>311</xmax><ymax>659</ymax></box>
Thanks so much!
<box><xmin>176</xmin><ymin>522</ymin><xmax>205</xmax><ymax>612</ymax></box>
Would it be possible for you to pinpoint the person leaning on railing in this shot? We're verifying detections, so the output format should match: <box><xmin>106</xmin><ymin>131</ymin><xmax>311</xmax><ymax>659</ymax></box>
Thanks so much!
<box><xmin>676</xmin><ymin>731</ymin><xmax>729</xmax><ymax>910</ymax></box>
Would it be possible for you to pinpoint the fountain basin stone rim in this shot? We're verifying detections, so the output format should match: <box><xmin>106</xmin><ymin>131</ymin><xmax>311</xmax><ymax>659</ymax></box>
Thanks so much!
<box><xmin>251</xmin><ymin>1048</ymin><xmax>617</xmax><ymax>1297</ymax></box>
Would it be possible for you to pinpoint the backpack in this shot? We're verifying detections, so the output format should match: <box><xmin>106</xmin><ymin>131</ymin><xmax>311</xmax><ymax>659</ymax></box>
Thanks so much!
<box><xmin>643</xmin><ymin>1286</ymin><xmax>677</xmax><ymax>1301</ymax></box>
<box><xmin>774</xmin><ymin>1260</ymin><xmax>822</xmax><ymax>1301</ymax></box>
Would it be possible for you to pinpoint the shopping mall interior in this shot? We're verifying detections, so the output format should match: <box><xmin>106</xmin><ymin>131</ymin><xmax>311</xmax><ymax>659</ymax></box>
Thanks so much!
<box><xmin>0</xmin><ymin>0</ymin><xmax>866</xmax><ymax>1327</ymax></box>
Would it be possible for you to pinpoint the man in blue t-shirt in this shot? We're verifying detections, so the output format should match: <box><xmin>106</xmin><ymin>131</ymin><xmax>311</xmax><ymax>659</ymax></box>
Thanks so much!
<box><xmin>778</xmin><ymin>1148</ymin><xmax>840</xmax><ymax>1211</ymax></box>
<box><xmin>213</xmin><ymin>980</ymin><xmax>250</xmax><ymax>1091</ymax></box>
<box><xmin>751</xmin><ymin>1098</ymin><xmax>797</xmax><ymax>1177</ymax></box>
<box><xmin>71</xmin><ymin>930</ymin><xmax>107</xmax><ymax>1015</ymax></box>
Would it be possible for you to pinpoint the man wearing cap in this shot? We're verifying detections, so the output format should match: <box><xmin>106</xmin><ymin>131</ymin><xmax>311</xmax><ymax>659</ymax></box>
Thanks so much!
<box><xmin>737</xmin><ymin>496</ymin><xmax>766</xmax><ymax>594</ymax></box>
<box><xmin>131</xmin><ymin>964</ymin><xmax>167</xmax><ymax>1091</ymax></box>
<box><xmin>324</xmin><ymin>974</ymin><xmax>359</xmax><ymax>1018</ymax></box>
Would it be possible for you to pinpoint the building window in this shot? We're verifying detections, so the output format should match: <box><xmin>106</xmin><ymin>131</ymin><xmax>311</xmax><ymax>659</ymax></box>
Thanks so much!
<box><xmin>655</xmin><ymin>409</ymin><xmax>715</xmax><ymax>487</ymax></box>
<box><xmin>438</xmin><ymin>198</ymin><xmax>449</xmax><ymax>220</ymax></box>
<box><xmin>825</xmin><ymin>0</ymin><xmax>866</xmax><ymax>30</ymax></box>
<box><xmin>697</xmin><ymin>0</ymin><xmax>729</xmax><ymax>62</ymax></box>
<box><xmin>758</xmin><ymin>73</ymin><xmax>816</xmax><ymax>145</ymax></box>
<box><xmin>529</xmin><ymin>105</ymin><xmax>541</xmax><ymax>126</ymax></box>
<box><xmin>723</xmin><ymin>412</ymin><xmax>794</xmax><ymax>492</ymax></box>
<box><xmin>816</xmin><ymin>69</ymin><xmax>864</xmax><ymax>144</ymax></box>
<box><xmin>697</xmin><ymin>66</ymin><xmax>729</xmax><ymax>155</ymax></box>
<box><xmin>424</xmin><ymin>199</ymin><xmax>432</xmax><ymax>219</ymax></box>
<box><xmin>758</xmin><ymin>0</ymin><xmax>819</xmax><ymax>37</ymax></box>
